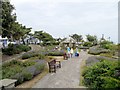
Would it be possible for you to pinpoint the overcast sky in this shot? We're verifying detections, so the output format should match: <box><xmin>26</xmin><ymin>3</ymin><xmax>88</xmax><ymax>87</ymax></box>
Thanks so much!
<box><xmin>11</xmin><ymin>0</ymin><xmax>119</xmax><ymax>43</ymax></box>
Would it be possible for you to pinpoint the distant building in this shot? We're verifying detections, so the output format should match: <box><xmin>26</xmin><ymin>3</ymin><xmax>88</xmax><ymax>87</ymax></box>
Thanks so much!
<box><xmin>24</xmin><ymin>35</ymin><xmax>40</xmax><ymax>44</ymax></box>
<box><xmin>0</xmin><ymin>35</ymin><xmax>9</xmax><ymax>48</ymax></box>
<box><xmin>60</xmin><ymin>37</ymin><xmax>76</xmax><ymax>48</ymax></box>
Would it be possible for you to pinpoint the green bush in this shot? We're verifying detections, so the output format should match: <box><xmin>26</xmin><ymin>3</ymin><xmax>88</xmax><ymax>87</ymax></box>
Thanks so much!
<box><xmin>22</xmin><ymin>53</ymin><xmax>31</xmax><ymax>59</ymax></box>
<box><xmin>2</xmin><ymin>44</ymin><xmax>31</xmax><ymax>55</ymax></box>
<box><xmin>22</xmin><ymin>61</ymin><xmax>35</xmax><ymax>67</ymax></box>
<box><xmin>88</xmin><ymin>46</ymin><xmax>109</xmax><ymax>55</ymax></box>
<box><xmin>83</xmin><ymin>42</ymin><xmax>92</xmax><ymax>47</ymax></box>
<box><xmin>2</xmin><ymin>59</ymin><xmax>45</xmax><ymax>85</ymax></box>
<box><xmin>82</xmin><ymin>60</ymin><xmax>120</xmax><ymax>89</ymax></box>
<box><xmin>22</xmin><ymin>52</ymin><xmax>43</xmax><ymax>59</ymax></box>
<box><xmin>22</xmin><ymin>71</ymin><xmax>33</xmax><ymax>81</ymax></box>
<box><xmin>38</xmin><ymin>54</ymin><xmax>45</xmax><ymax>59</ymax></box>
<box><xmin>2</xmin><ymin>65</ymin><xmax>23</xmax><ymax>79</ymax></box>
<box><xmin>47</xmin><ymin>51</ymin><xmax>64</xmax><ymax>56</ymax></box>
<box><xmin>12</xmin><ymin>73</ymin><xmax>24</xmax><ymax>85</ymax></box>
<box><xmin>2</xmin><ymin>60</ymin><xmax>35</xmax><ymax>79</ymax></box>
<box><xmin>35</xmin><ymin>64</ymin><xmax>45</xmax><ymax>71</ymax></box>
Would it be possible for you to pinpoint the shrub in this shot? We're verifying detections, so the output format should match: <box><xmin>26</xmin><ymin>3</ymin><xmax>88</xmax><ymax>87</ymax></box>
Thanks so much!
<box><xmin>2</xmin><ymin>44</ymin><xmax>31</xmax><ymax>55</ymax></box>
<box><xmin>22</xmin><ymin>52</ymin><xmax>44</xmax><ymax>60</ymax></box>
<box><xmin>88</xmin><ymin>46</ymin><xmax>109</xmax><ymax>55</ymax></box>
<box><xmin>12</xmin><ymin>73</ymin><xmax>24</xmax><ymax>85</ymax></box>
<box><xmin>2</xmin><ymin>58</ymin><xmax>45</xmax><ymax>85</ymax></box>
<box><xmin>82</xmin><ymin>60</ymin><xmax>120</xmax><ymax>89</ymax></box>
<box><xmin>22</xmin><ymin>61</ymin><xmax>35</xmax><ymax>67</ymax></box>
<box><xmin>22</xmin><ymin>53</ymin><xmax>31</xmax><ymax>59</ymax></box>
<box><xmin>83</xmin><ymin>42</ymin><xmax>92</xmax><ymax>47</ymax></box>
<box><xmin>2</xmin><ymin>65</ymin><xmax>23</xmax><ymax>79</ymax></box>
<box><xmin>46</xmin><ymin>51</ymin><xmax>64</xmax><ymax>56</ymax></box>
<box><xmin>2</xmin><ymin>60</ymin><xmax>35</xmax><ymax>79</ymax></box>
<box><xmin>38</xmin><ymin>54</ymin><xmax>45</xmax><ymax>59</ymax></box>
<box><xmin>22</xmin><ymin>71</ymin><xmax>33</xmax><ymax>81</ymax></box>
<box><xmin>31</xmin><ymin>64</ymin><xmax>45</xmax><ymax>76</ymax></box>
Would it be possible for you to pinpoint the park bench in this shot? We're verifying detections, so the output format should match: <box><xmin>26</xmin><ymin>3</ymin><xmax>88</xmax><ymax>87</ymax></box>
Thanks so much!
<box><xmin>48</xmin><ymin>59</ymin><xmax>61</xmax><ymax>73</ymax></box>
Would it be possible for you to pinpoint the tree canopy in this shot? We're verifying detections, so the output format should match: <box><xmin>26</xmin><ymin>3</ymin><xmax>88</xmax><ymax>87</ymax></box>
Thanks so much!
<box><xmin>2</xmin><ymin>1</ymin><xmax>16</xmax><ymax>38</ymax></box>
<box><xmin>1</xmin><ymin>0</ymin><xmax>31</xmax><ymax>42</ymax></box>
<box><xmin>71</xmin><ymin>34</ymin><xmax>83</xmax><ymax>42</ymax></box>
<box><xmin>34</xmin><ymin>31</ymin><xmax>54</xmax><ymax>45</ymax></box>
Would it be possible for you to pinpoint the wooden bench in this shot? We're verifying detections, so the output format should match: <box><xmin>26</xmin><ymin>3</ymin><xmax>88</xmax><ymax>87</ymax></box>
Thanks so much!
<box><xmin>48</xmin><ymin>59</ymin><xmax>61</xmax><ymax>73</ymax></box>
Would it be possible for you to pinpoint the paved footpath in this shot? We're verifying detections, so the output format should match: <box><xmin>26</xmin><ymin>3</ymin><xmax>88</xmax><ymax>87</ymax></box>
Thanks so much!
<box><xmin>32</xmin><ymin>51</ymin><xmax>90</xmax><ymax>88</ymax></box>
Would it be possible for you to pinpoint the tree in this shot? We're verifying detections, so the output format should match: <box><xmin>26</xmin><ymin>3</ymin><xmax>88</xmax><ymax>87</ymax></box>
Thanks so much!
<box><xmin>1</xmin><ymin>0</ymin><xmax>31</xmax><ymax>44</ymax></box>
<box><xmin>20</xmin><ymin>25</ymin><xmax>31</xmax><ymax>44</ymax></box>
<box><xmin>34</xmin><ymin>31</ymin><xmax>54</xmax><ymax>45</ymax></box>
<box><xmin>71</xmin><ymin>34</ymin><xmax>83</xmax><ymax>42</ymax></box>
<box><xmin>2</xmin><ymin>1</ymin><xmax>16</xmax><ymax>39</ymax></box>
<box><xmin>86</xmin><ymin>34</ymin><xmax>98</xmax><ymax>45</ymax></box>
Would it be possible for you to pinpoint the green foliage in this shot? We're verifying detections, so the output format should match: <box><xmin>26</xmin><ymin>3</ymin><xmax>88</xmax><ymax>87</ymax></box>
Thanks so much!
<box><xmin>2</xmin><ymin>60</ymin><xmax>35</xmax><ymax>79</ymax></box>
<box><xmin>16</xmin><ymin>44</ymin><xmax>31</xmax><ymax>52</ymax></box>
<box><xmin>47</xmin><ymin>51</ymin><xmax>64</xmax><ymax>56</ymax></box>
<box><xmin>100</xmin><ymin>40</ymin><xmax>113</xmax><ymax>49</ymax></box>
<box><xmin>34</xmin><ymin>31</ymin><xmax>55</xmax><ymax>46</ymax></box>
<box><xmin>82</xmin><ymin>60</ymin><xmax>120</xmax><ymax>89</ymax></box>
<box><xmin>88</xmin><ymin>46</ymin><xmax>109</xmax><ymax>55</ymax></box>
<box><xmin>100</xmin><ymin>41</ymin><xmax>118</xmax><ymax>57</ymax></box>
<box><xmin>38</xmin><ymin>54</ymin><xmax>45</xmax><ymax>59</ymax></box>
<box><xmin>2</xmin><ymin>0</ymin><xmax>31</xmax><ymax>41</ymax></box>
<box><xmin>22</xmin><ymin>61</ymin><xmax>35</xmax><ymax>67</ymax></box>
<box><xmin>71</xmin><ymin>34</ymin><xmax>83</xmax><ymax>42</ymax></box>
<box><xmin>2</xmin><ymin>65</ymin><xmax>23</xmax><ymax>79</ymax></box>
<box><xmin>13</xmin><ymin>73</ymin><xmax>24</xmax><ymax>85</ymax></box>
<box><xmin>22</xmin><ymin>71</ymin><xmax>33</xmax><ymax>81</ymax></box>
<box><xmin>83</xmin><ymin>42</ymin><xmax>92</xmax><ymax>47</ymax></box>
<box><xmin>86</xmin><ymin>34</ymin><xmax>97</xmax><ymax>43</ymax></box>
<box><xmin>2</xmin><ymin>44</ymin><xmax>31</xmax><ymax>55</ymax></box>
<box><xmin>2</xmin><ymin>59</ymin><xmax>45</xmax><ymax>85</ymax></box>
<box><xmin>22</xmin><ymin>51</ymin><xmax>45</xmax><ymax>60</ymax></box>
<box><xmin>35</xmin><ymin>64</ymin><xmax>45</xmax><ymax>72</ymax></box>
<box><xmin>2</xmin><ymin>1</ymin><xmax>16</xmax><ymax>38</ymax></box>
<box><xmin>22</xmin><ymin>53</ymin><xmax>31</xmax><ymax>59</ymax></box>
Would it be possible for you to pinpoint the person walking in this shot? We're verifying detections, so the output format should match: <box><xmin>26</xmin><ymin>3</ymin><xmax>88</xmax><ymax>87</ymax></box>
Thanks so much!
<box><xmin>75</xmin><ymin>47</ymin><xmax>79</xmax><ymax>57</ymax></box>
<box><xmin>67</xmin><ymin>46</ymin><xmax>70</xmax><ymax>58</ymax></box>
<box><xmin>70</xmin><ymin>48</ymin><xmax>74</xmax><ymax>58</ymax></box>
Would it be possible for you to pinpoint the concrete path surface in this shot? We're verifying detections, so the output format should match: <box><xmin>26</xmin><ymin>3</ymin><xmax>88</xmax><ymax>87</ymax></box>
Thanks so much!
<box><xmin>32</xmin><ymin>51</ymin><xmax>90</xmax><ymax>88</ymax></box>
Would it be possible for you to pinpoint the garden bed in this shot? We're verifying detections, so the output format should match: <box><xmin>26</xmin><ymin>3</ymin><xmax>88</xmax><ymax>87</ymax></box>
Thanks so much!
<box><xmin>2</xmin><ymin>59</ymin><xmax>46</xmax><ymax>86</ymax></box>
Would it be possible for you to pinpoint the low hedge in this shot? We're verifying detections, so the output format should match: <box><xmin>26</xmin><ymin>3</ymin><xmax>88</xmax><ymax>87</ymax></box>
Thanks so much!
<box><xmin>88</xmin><ymin>46</ymin><xmax>109</xmax><ymax>55</ymax></box>
<box><xmin>2</xmin><ymin>60</ymin><xmax>35</xmax><ymax>79</ymax></box>
<box><xmin>11</xmin><ymin>62</ymin><xmax>45</xmax><ymax>85</ymax></box>
<box><xmin>2</xmin><ymin>60</ymin><xmax>46</xmax><ymax>85</ymax></box>
<box><xmin>2</xmin><ymin>44</ymin><xmax>31</xmax><ymax>55</ymax></box>
<box><xmin>46</xmin><ymin>51</ymin><xmax>64</xmax><ymax>56</ymax></box>
<box><xmin>82</xmin><ymin>60</ymin><xmax>120</xmax><ymax>89</ymax></box>
<box><xmin>22</xmin><ymin>52</ymin><xmax>45</xmax><ymax>60</ymax></box>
